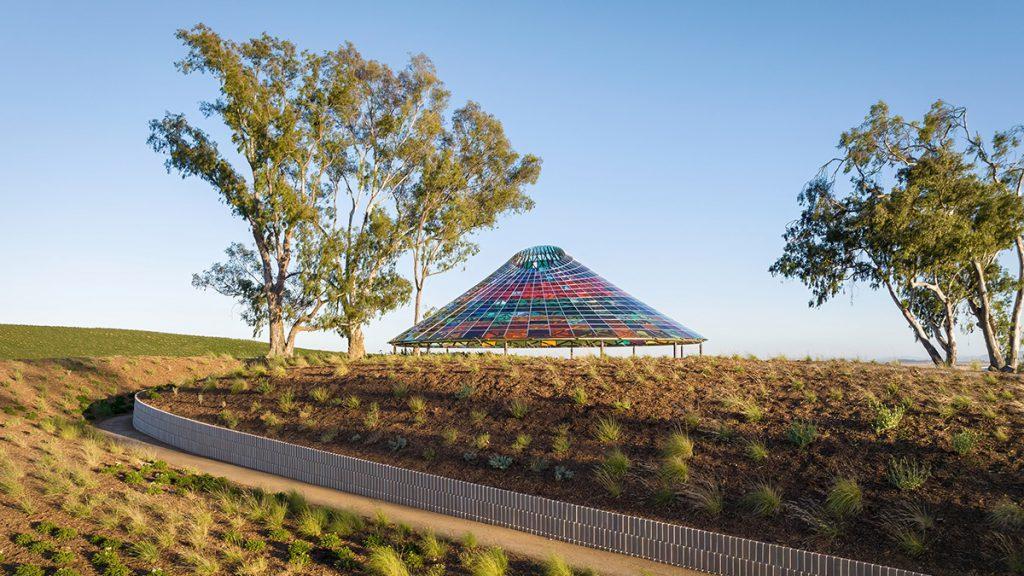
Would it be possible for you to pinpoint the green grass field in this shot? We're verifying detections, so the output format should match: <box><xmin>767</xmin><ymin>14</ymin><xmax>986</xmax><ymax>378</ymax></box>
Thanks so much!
<box><xmin>0</xmin><ymin>324</ymin><xmax>331</xmax><ymax>359</ymax></box>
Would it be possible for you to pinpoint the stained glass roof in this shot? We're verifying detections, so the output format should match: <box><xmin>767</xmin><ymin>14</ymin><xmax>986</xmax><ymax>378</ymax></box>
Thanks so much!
<box><xmin>390</xmin><ymin>245</ymin><xmax>706</xmax><ymax>348</ymax></box>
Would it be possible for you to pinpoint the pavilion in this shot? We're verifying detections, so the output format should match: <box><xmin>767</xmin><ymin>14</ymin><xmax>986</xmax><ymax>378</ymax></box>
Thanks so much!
<box><xmin>390</xmin><ymin>245</ymin><xmax>705</xmax><ymax>357</ymax></box>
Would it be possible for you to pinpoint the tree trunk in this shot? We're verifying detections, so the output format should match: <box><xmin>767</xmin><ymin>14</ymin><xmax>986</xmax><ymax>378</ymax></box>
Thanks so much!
<box><xmin>284</xmin><ymin>327</ymin><xmax>300</xmax><ymax>357</ymax></box>
<box><xmin>970</xmin><ymin>261</ymin><xmax>1008</xmax><ymax>370</ymax></box>
<box><xmin>414</xmin><ymin>285</ymin><xmax>424</xmax><ymax>325</ymax></box>
<box><xmin>884</xmin><ymin>279</ymin><xmax>945</xmax><ymax>366</ymax></box>
<box><xmin>1009</xmin><ymin>236</ymin><xmax>1024</xmax><ymax>372</ymax></box>
<box><xmin>268</xmin><ymin>314</ymin><xmax>287</xmax><ymax>357</ymax></box>
<box><xmin>345</xmin><ymin>325</ymin><xmax>366</xmax><ymax>360</ymax></box>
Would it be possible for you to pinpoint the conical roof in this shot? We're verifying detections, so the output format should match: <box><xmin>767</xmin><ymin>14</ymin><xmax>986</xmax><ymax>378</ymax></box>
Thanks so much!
<box><xmin>391</xmin><ymin>245</ymin><xmax>705</xmax><ymax>348</ymax></box>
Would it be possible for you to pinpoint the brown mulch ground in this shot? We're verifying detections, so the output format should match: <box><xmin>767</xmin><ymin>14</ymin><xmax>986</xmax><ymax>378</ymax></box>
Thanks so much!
<box><xmin>152</xmin><ymin>354</ymin><xmax>1024</xmax><ymax>575</ymax></box>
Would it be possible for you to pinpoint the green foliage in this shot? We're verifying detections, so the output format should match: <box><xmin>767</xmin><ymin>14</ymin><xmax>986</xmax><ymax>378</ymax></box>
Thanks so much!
<box><xmin>488</xmin><ymin>455</ymin><xmax>513</xmax><ymax>470</ymax></box>
<box><xmin>13</xmin><ymin>565</ymin><xmax>45</xmax><ymax>576</ymax></box>
<box><xmin>951</xmin><ymin>429</ymin><xmax>980</xmax><ymax>455</ymax></box>
<box><xmin>681</xmin><ymin>476</ymin><xmax>724</xmax><ymax>517</ymax></box>
<box><xmin>473</xmin><ymin>433</ymin><xmax>491</xmax><ymax>450</ymax></box>
<box><xmin>770</xmin><ymin>100</ymin><xmax>1024</xmax><ymax>368</ymax></box>
<box><xmin>786</xmin><ymin>420</ymin><xmax>818</xmax><ymax>448</ymax></box>
<box><xmin>0</xmin><ymin>324</ymin><xmax>323</xmax><ymax>360</ymax></box>
<box><xmin>569</xmin><ymin>386</ymin><xmax>588</xmax><ymax>406</ymax></box>
<box><xmin>724</xmin><ymin>395</ymin><xmax>763</xmax><ymax>423</ymax></box>
<box><xmin>465</xmin><ymin>547</ymin><xmax>509</xmax><ymax>576</ymax></box>
<box><xmin>543</xmin><ymin>554</ymin><xmax>573</xmax><ymax>576</ymax></box>
<box><xmin>507</xmin><ymin>398</ymin><xmax>530</xmax><ymax>419</ymax></box>
<box><xmin>662</xmin><ymin>431</ymin><xmax>694</xmax><ymax>460</ymax></box>
<box><xmin>310</xmin><ymin>386</ymin><xmax>331</xmax><ymax>404</ymax></box>
<box><xmin>408</xmin><ymin>395</ymin><xmax>427</xmax><ymax>415</ymax></box>
<box><xmin>741</xmin><ymin>483</ymin><xmax>782</xmax><ymax>517</ymax></box>
<box><xmin>887</xmin><ymin>457</ymin><xmax>931</xmax><ymax>491</ymax></box>
<box><xmin>592</xmin><ymin>417</ymin><xmax>622</xmax><ymax>445</ymax></box>
<box><xmin>989</xmin><ymin>499</ymin><xmax>1024</xmax><ymax>531</ymax></box>
<box><xmin>825</xmin><ymin>477</ymin><xmax>863</xmax><ymax>518</ymax></box>
<box><xmin>594</xmin><ymin>449</ymin><xmax>630</xmax><ymax>497</ymax></box>
<box><xmin>873</xmin><ymin>404</ymin><xmax>906</xmax><ymax>434</ymax></box>
<box><xmin>364</xmin><ymin>402</ymin><xmax>381</xmax><ymax>430</ymax></box>
<box><xmin>420</xmin><ymin>532</ymin><xmax>449</xmax><ymax>561</ymax></box>
<box><xmin>367</xmin><ymin>546</ymin><xmax>410</xmax><ymax>576</ymax></box>
<box><xmin>882</xmin><ymin>502</ymin><xmax>934</xmax><ymax>558</ymax></box>
<box><xmin>746</xmin><ymin>439</ymin><xmax>769</xmax><ymax>462</ymax></box>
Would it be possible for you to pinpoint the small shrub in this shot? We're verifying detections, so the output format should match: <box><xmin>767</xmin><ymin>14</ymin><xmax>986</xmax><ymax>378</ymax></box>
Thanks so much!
<box><xmin>569</xmin><ymin>386</ymin><xmax>588</xmax><ymax>406</ymax></box>
<box><xmin>724</xmin><ymin>395</ymin><xmax>763</xmax><ymax>423</ymax></box>
<box><xmin>297</xmin><ymin>507</ymin><xmax>328</xmax><ymax>537</ymax></box>
<box><xmin>657</xmin><ymin>456</ymin><xmax>689</xmax><ymax>487</ymax></box>
<box><xmin>319</xmin><ymin>531</ymin><xmax>342</xmax><ymax>549</ymax></box>
<box><xmin>787</xmin><ymin>499</ymin><xmax>842</xmax><ymax>542</ymax></box>
<box><xmin>367</xmin><ymin>545</ymin><xmax>410</xmax><ymax>576</ymax></box>
<box><xmin>441</xmin><ymin>427</ymin><xmax>459</xmax><ymax>446</ymax></box>
<box><xmin>662</xmin><ymin>431</ymin><xmax>694</xmax><ymax>460</ymax></box>
<box><xmin>873</xmin><ymin>404</ymin><xmax>906</xmax><ymax>434</ymax></box>
<box><xmin>229</xmin><ymin>378</ymin><xmax>249</xmax><ymax>393</ymax></box>
<box><xmin>488</xmin><ymin>455</ymin><xmax>514</xmax><ymax>470</ymax></box>
<box><xmin>310</xmin><ymin>386</ymin><xmax>331</xmax><ymax>404</ymax></box>
<box><xmin>218</xmin><ymin>409</ymin><xmax>240</xmax><ymax>429</ymax></box>
<box><xmin>786</xmin><ymin>420</ymin><xmax>818</xmax><ymax>448</ymax></box>
<box><xmin>507</xmin><ymin>398</ymin><xmax>530</xmax><ymax>419</ymax></box>
<box><xmin>129</xmin><ymin>540</ymin><xmax>160</xmax><ymax>564</ymax></box>
<box><xmin>388</xmin><ymin>436</ymin><xmax>408</xmax><ymax>452</ymax></box>
<box><xmin>886</xmin><ymin>457</ymin><xmax>931</xmax><ymax>491</ymax></box>
<box><xmin>741</xmin><ymin>483</ymin><xmax>782</xmax><ymax>517</ymax></box>
<box><xmin>53</xmin><ymin>526</ymin><xmax>77</xmax><ymax>541</ymax></box>
<box><xmin>593</xmin><ymin>417</ymin><xmax>622</xmax><ymax>445</ymax></box>
<box><xmin>470</xmin><ymin>410</ymin><xmax>487</xmax><ymax>426</ymax></box>
<box><xmin>543</xmin><ymin>554</ymin><xmax>573</xmax><ymax>576</ymax></box>
<box><xmin>465</xmin><ymin>547</ymin><xmax>508</xmax><ymax>576</ymax></box>
<box><xmin>554</xmin><ymin>465</ymin><xmax>575</xmax><ymax>481</ymax></box>
<box><xmin>746</xmin><ymin>439</ymin><xmax>768</xmax><ymax>462</ymax></box>
<box><xmin>989</xmin><ymin>499</ymin><xmax>1024</xmax><ymax>531</ymax></box>
<box><xmin>951</xmin><ymin>429</ymin><xmax>979</xmax><ymax>455</ymax></box>
<box><xmin>595</xmin><ymin>449</ymin><xmax>630</xmax><ymax>497</ymax></box>
<box><xmin>420</xmin><ymin>531</ymin><xmax>448</xmax><ymax>561</ymax></box>
<box><xmin>277</xmin><ymin>388</ymin><xmax>296</xmax><ymax>412</ymax></box>
<box><xmin>259</xmin><ymin>411</ymin><xmax>281</xmax><ymax>429</ymax></box>
<box><xmin>51</xmin><ymin>548</ymin><xmax>76</xmax><ymax>565</ymax></box>
<box><xmin>473</xmin><ymin>433</ymin><xmax>491</xmax><ymax>450</ymax></box>
<box><xmin>407</xmin><ymin>396</ymin><xmax>426</xmax><ymax>415</ymax></box>
<box><xmin>682</xmin><ymin>476</ymin><xmax>723</xmax><ymax>517</ymax></box>
<box><xmin>391</xmin><ymin>381</ymin><xmax>410</xmax><ymax>399</ymax></box>
<box><xmin>611</xmin><ymin>397</ymin><xmax>632</xmax><ymax>412</ymax></box>
<box><xmin>551</xmin><ymin>430</ymin><xmax>571</xmax><ymax>457</ymax></box>
<box><xmin>455</xmin><ymin>384</ymin><xmax>476</xmax><ymax>400</ymax></box>
<box><xmin>288</xmin><ymin>540</ymin><xmax>312</xmax><ymax>567</ymax></box>
<box><xmin>13</xmin><ymin>565</ymin><xmax>45</xmax><ymax>576</ymax></box>
<box><xmin>510</xmin><ymin>433</ymin><xmax>532</xmax><ymax>453</ymax></box>
<box><xmin>825</xmin><ymin>477</ymin><xmax>863</xmax><ymax>518</ymax></box>
<box><xmin>243</xmin><ymin>537</ymin><xmax>266</xmax><ymax>552</ymax></box>
<box><xmin>882</xmin><ymin>502</ymin><xmax>933</xmax><ymax>558</ymax></box>
<box><xmin>334</xmin><ymin>545</ymin><xmax>359</xmax><ymax>571</ymax></box>
<box><xmin>364</xmin><ymin>402</ymin><xmax>381</xmax><ymax>430</ymax></box>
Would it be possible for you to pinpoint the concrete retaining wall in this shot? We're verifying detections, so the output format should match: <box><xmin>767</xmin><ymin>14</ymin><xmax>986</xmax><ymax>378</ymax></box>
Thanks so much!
<box><xmin>133</xmin><ymin>396</ymin><xmax>928</xmax><ymax>576</ymax></box>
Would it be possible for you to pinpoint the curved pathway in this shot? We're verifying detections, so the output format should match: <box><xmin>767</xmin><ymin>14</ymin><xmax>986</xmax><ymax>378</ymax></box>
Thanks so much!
<box><xmin>97</xmin><ymin>414</ymin><xmax>703</xmax><ymax>576</ymax></box>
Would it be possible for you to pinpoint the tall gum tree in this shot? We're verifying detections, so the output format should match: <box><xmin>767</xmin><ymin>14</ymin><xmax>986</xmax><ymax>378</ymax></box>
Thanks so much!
<box><xmin>149</xmin><ymin>25</ymin><xmax>340</xmax><ymax>357</ymax></box>
<box><xmin>771</xmin><ymin>101</ymin><xmax>1024</xmax><ymax>369</ymax></box>
<box><xmin>404</xmin><ymin>101</ymin><xmax>542</xmax><ymax>326</ymax></box>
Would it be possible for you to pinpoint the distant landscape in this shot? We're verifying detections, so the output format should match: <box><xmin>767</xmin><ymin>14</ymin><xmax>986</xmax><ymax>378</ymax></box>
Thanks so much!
<box><xmin>0</xmin><ymin>324</ymin><xmax>330</xmax><ymax>360</ymax></box>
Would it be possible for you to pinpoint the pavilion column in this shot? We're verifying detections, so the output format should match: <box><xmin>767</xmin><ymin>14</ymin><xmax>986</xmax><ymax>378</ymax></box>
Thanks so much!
<box><xmin>672</xmin><ymin>343</ymin><xmax>677</xmax><ymax>359</ymax></box>
<box><xmin>570</xmin><ymin>346</ymin><xmax>574</xmax><ymax>359</ymax></box>
<box><xmin>504</xmin><ymin>342</ymin><xmax>508</xmax><ymax>356</ymax></box>
<box><xmin>392</xmin><ymin>345</ymin><xmax>397</xmax><ymax>355</ymax></box>
<box><xmin>632</xmin><ymin>345</ymin><xmax>636</xmax><ymax>357</ymax></box>
<box><xmin>699</xmin><ymin>342</ymin><xmax>703</xmax><ymax>356</ymax></box>
<box><xmin>600</xmin><ymin>342</ymin><xmax>605</xmax><ymax>357</ymax></box>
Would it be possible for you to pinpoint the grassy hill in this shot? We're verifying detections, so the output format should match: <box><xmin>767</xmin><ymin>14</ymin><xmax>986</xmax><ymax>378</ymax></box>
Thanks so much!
<box><xmin>0</xmin><ymin>324</ymin><xmax>332</xmax><ymax>360</ymax></box>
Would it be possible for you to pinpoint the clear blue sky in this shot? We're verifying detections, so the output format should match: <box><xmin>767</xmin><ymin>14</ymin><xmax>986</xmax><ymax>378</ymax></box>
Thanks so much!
<box><xmin>3</xmin><ymin>1</ymin><xmax>1022</xmax><ymax>359</ymax></box>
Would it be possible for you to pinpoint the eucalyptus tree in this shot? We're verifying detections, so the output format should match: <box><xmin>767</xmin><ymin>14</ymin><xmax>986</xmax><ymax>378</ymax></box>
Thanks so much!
<box><xmin>149</xmin><ymin>25</ymin><xmax>340</xmax><ymax>357</ymax></box>
<box><xmin>404</xmin><ymin>102</ymin><xmax>541</xmax><ymax>325</ymax></box>
<box><xmin>771</xmin><ymin>101</ymin><xmax>1024</xmax><ymax>368</ymax></box>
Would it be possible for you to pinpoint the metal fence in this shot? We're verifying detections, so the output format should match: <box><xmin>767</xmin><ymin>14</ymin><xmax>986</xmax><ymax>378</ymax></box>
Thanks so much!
<box><xmin>133</xmin><ymin>396</ymin><xmax>928</xmax><ymax>576</ymax></box>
